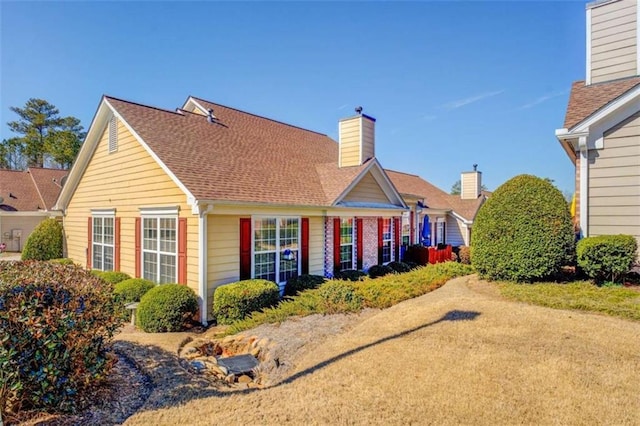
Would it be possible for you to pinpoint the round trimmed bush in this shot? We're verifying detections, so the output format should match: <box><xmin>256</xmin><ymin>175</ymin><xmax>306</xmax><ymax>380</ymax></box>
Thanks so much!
<box><xmin>472</xmin><ymin>175</ymin><xmax>574</xmax><ymax>282</ymax></box>
<box><xmin>284</xmin><ymin>274</ymin><xmax>326</xmax><ymax>296</ymax></box>
<box><xmin>368</xmin><ymin>264</ymin><xmax>394</xmax><ymax>279</ymax></box>
<box><xmin>136</xmin><ymin>284</ymin><xmax>198</xmax><ymax>332</ymax></box>
<box><xmin>213</xmin><ymin>279</ymin><xmax>279</xmax><ymax>325</ymax></box>
<box><xmin>333</xmin><ymin>269</ymin><xmax>367</xmax><ymax>281</ymax></box>
<box><xmin>577</xmin><ymin>234</ymin><xmax>637</xmax><ymax>284</ymax></box>
<box><xmin>387</xmin><ymin>261</ymin><xmax>411</xmax><ymax>274</ymax></box>
<box><xmin>97</xmin><ymin>271</ymin><xmax>131</xmax><ymax>284</ymax></box>
<box><xmin>21</xmin><ymin>218</ymin><xmax>63</xmax><ymax>261</ymax></box>
<box><xmin>114</xmin><ymin>278</ymin><xmax>156</xmax><ymax>304</ymax></box>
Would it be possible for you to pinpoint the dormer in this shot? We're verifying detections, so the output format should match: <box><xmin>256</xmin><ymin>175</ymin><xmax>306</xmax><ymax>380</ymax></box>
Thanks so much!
<box><xmin>586</xmin><ymin>0</ymin><xmax>639</xmax><ymax>85</ymax></box>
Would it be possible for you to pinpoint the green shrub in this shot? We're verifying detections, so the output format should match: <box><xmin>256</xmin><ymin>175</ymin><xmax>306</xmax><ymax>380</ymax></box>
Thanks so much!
<box><xmin>458</xmin><ymin>246</ymin><xmax>471</xmax><ymax>265</ymax></box>
<box><xmin>21</xmin><ymin>219</ymin><xmax>63</xmax><ymax>261</ymax></box>
<box><xmin>404</xmin><ymin>261</ymin><xmax>419</xmax><ymax>270</ymax></box>
<box><xmin>0</xmin><ymin>261</ymin><xmax>123</xmax><ymax>418</ymax></box>
<box><xmin>136</xmin><ymin>284</ymin><xmax>198</xmax><ymax>332</ymax></box>
<box><xmin>114</xmin><ymin>278</ymin><xmax>156</xmax><ymax>304</ymax></box>
<box><xmin>318</xmin><ymin>280</ymin><xmax>363</xmax><ymax>313</ymax></box>
<box><xmin>387</xmin><ymin>261</ymin><xmax>411</xmax><ymax>274</ymax></box>
<box><xmin>96</xmin><ymin>271</ymin><xmax>131</xmax><ymax>285</ymax></box>
<box><xmin>471</xmin><ymin>175</ymin><xmax>574</xmax><ymax>282</ymax></box>
<box><xmin>368</xmin><ymin>264</ymin><xmax>394</xmax><ymax>279</ymax></box>
<box><xmin>284</xmin><ymin>274</ymin><xmax>326</xmax><ymax>297</ymax></box>
<box><xmin>577</xmin><ymin>235</ymin><xmax>637</xmax><ymax>284</ymax></box>
<box><xmin>213</xmin><ymin>279</ymin><xmax>279</xmax><ymax>325</ymax></box>
<box><xmin>48</xmin><ymin>258</ymin><xmax>75</xmax><ymax>265</ymax></box>
<box><xmin>333</xmin><ymin>269</ymin><xmax>367</xmax><ymax>281</ymax></box>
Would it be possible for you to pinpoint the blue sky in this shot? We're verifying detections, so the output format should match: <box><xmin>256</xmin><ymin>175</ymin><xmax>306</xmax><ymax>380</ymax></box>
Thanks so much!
<box><xmin>1</xmin><ymin>1</ymin><xmax>586</xmax><ymax>194</ymax></box>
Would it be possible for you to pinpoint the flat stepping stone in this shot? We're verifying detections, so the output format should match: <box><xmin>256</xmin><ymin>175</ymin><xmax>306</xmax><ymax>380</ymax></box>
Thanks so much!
<box><xmin>217</xmin><ymin>354</ymin><xmax>259</xmax><ymax>375</ymax></box>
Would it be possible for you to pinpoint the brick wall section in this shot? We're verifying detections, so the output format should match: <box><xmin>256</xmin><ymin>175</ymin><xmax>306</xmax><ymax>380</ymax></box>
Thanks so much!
<box><xmin>362</xmin><ymin>217</ymin><xmax>379</xmax><ymax>270</ymax></box>
<box><xmin>324</xmin><ymin>217</ymin><xmax>334</xmax><ymax>277</ymax></box>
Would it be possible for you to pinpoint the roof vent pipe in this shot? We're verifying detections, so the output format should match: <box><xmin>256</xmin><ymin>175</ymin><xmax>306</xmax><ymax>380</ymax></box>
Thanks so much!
<box><xmin>207</xmin><ymin>108</ymin><xmax>216</xmax><ymax>123</ymax></box>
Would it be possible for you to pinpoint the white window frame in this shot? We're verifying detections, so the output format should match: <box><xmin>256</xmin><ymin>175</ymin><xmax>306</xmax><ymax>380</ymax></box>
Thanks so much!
<box><xmin>436</xmin><ymin>218</ymin><xmax>446</xmax><ymax>245</ymax></box>
<box><xmin>401</xmin><ymin>211</ymin><xmax>410</xmax><ymax>246</ymax></box>
<box><xmin>251</xmin><ymin>215</ymin><xmax>301</xmax><ymax>284</ymax></box>
<box><xmin>382</xmin><ymin>218</ymin><xmax>392</xmax><ymax>263</ymax></box>
<box><xmin>140</xmin><ymin>207</ymin><xmax>179</xmax><ymax>284</ymax></box>
<box><xmin>91</xmin><ymin>209</ymin><xmax>115</xmax><ymax>271</ymax></box>
<box><xmin>339</xmin><ymin>217</ymin><xmax>355</xmax><ymax>271</ymax></box>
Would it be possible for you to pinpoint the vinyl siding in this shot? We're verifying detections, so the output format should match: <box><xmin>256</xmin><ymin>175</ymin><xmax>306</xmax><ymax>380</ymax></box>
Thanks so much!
<box><xmin>588</xmin><ymin>111</ymin><xmax>640</xmax><ymax>246</ymax></box>
<box><xmin>205</xmin><ymin>213</ymin><xmax>325</xmax><ymax>321</ymax></box>
<box><xmin>0</xmin><ymin>215</ymin><xmax>48</xmax><ymax>252</ymax></box>
<box><xmin>446</xmin><ymin>215</ymin><xmax>466</xmax><ymax>247</ymax></box>
<box><xmin>342</xmin><ymin>172</ymin><xmax>390</xmax><ymax>204</ymax></box>
<box><xmin>64</xmin><ymin>118</ymin><xmax>199</xmax><ymax>291</ymax></box>
<box><xmin>460</xmin><ymin>172</ymin><xmax>480</xmax><ymax>200</ymax></box>
<box><xmin>339</xmin><ymin>118</ymin><xmax>361</xmax><ymax>167</ymax></box>
<box><xmin>361</xmin><ymin>118</ymin><xmax>375</xmax><ymax>162</ymax></box>
<box><xmin>590</xmin><ymin>0</ymin><xmax>638</xmax><ymax>84</ymax></box>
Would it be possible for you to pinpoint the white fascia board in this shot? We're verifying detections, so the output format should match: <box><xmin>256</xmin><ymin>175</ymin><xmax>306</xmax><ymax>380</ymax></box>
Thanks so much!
<box><xmin>104</xmin><ymin>98</ymin><xmax>198</xmax><ymax>207</ymax></box>
<box><xmin>0</xmin><ymin>211</ymin><xmax>62</xmax><ymax>217</ymax></box>
<box><xmin>54</xmin><ymin>99</ymin><xmax>111</xmax><ymax>211</ymax></box>
<box><xmin>573</xmin><ymin>86</ymin><xmax>640</xmax><ymax>133</ymax></box>
<box><xmin>182</xmin><ymin>96</ymin><xmax>208</xmax><ymax>115</ymax></box>
<box><xmin>334</xmin><ymin>159</ymin><xmax>407</xmax><ymax>208</ymax></box>
<box><xmin>449</xmin><ymin>210</ymin><xmax>472</xmax><ymax>225</ymax></box>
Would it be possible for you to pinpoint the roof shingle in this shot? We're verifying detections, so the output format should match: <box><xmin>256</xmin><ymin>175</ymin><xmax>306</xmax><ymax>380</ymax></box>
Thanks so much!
<box><xmin>0</xmin><ymin>167</ymin><xmax>67</xmax><ymax>211</ymax></box>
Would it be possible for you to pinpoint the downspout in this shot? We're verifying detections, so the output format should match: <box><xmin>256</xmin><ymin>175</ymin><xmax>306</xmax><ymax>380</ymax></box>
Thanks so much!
<box><xmin>198</xmin><ymin>204</ymin><xmax>214</xmax><ymax>325</ymax></box>
<box><xmin>578</xmin><ymin>136</ymin><xmax>588</xmax><ymax>238</ymax></box>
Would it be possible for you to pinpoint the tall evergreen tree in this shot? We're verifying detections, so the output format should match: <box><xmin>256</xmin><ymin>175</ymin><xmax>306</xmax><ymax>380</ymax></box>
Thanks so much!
<box><xmin>0</xmin><ymin>138</ymin><xmax>26</xmax><ymax>169</ymax></box>
<box><xmin>4</xmin><ymin>98</ymin><xmax>84</xmax><ymax>169</ymax></box>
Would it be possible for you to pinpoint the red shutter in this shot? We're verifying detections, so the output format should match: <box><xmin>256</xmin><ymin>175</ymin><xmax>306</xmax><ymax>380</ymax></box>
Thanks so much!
<box><xmin>239</xmin><ymin>218</ymin><xmax>252</xmax><ymax>280</ymax></box>
<box><xmin>409</xmin><ymin>211</ymin><xmax>414</xmax><ymax>245</ymax></box>
<box><xmin>87</xmin><ymin>217</ymin><xmax>92</xmax><ymax>269</ymax></box>
<box><xmin>394</xmin><ymin>217</ymin><xmax>401</xmax><ymax>262</ymax></box>
<box><xmin>178</xmin><ymin>218</ymin><xmax>187</xmax><ymax>285</ymax></box>
<box><xmin>114</xmin><ymin>217</ymin><xmax>121</xmax><ymax>272</ymax></box>
<box><xmin>356</xmin><ymin>218</ymin><xmax>363</xmax><ymax>270</ymax></box>
<box><xmin>333</xmin><ymin>218</ymin><xmax>341</xmax><ymax>272</ymax></box>
<box><xmin>134</xmin><ymin>217</ymin><xmax>141</xmax><ymax>278</ymax></box>
<box><xmin>301</xmin><ymin>218</ymin><xmax>309</xmax><ymax>274</ymax></box>
<box><xmin>377</xmin><ymin>218</ymin><xmax>383</xmax><ymax>264</ymax></box>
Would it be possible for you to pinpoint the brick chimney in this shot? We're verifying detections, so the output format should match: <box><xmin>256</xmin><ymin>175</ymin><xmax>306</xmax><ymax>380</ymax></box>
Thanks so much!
<box><xmin>586</xmin><ymin>0</ymin><xmax>638</xmax><ymax>85</ymax></box>
<box><xmin>461</xmin><ymin>164</ymin><xmax>482</xmax><ymax>200</ymax></box>
<box><xmin>339</xmin><ymin>107</ymin><xmax>376</xmax><ymax>168</ymax></box>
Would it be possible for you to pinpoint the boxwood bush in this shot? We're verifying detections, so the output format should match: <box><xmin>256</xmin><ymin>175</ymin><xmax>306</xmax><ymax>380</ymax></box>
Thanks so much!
<box><xmin>213</xmin><ymin>279</ymin><xmax>279</xmax><ymax>325</ymax></box>
<box><xmin>136</xmin><ymin>284</ymin><xmax>198</xmax><ymax>332</ymax></box>
<box><xmin>96</xmin><ymin>271</ymin><xmax>131</xmax><ymax>285</ymax></box>
<box><xmin>577</xmin><ymin>235</ymin><xmax>637</xmax><ymax>284</ymax></box>
<box><xmin>333</xmin><ymin>269</ymin><xmax>367</xmax><ymax>281</ymax></box>
<box><xmin>387</xmin><ymin>261</ymin><xmax>411</xmax><ymax>273</ymax></box>
<box><xmin>368</xmin><ymin>264</ymin><xmax>394</xmax><ymax>278</ymax></box>
<box><xmin>114</xmin><ymin>278</ymin><xmax>156</xmax><ymax>304</ymax></box>
<box><xmin>21</xmin><ymin>219</ymin><xmax>63</xmax><ymax>261</ymax></box>
<box><xmin>472</xmin><ymin>175</ymin><xmax>574</xmax><ymax>282</ymax></box>
<box><xmin>284</xmin><ymin>274</ymin><xmax>326</xmax><ymax>297</ymax></box>
<box><xmin>0</xmin><ymin>261</ymin><xmax>123</xmax><ymax>418</ymax></box>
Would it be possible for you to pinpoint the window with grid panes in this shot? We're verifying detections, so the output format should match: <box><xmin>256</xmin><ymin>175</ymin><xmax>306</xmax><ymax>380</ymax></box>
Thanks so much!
<box><xmin>253</xmin><ymin>217</ymin><xmax>300</xmax><ymax>283</ymax></box>
<box><xmin>339</xmin><ymin>218</ymin><xmax>354</xmax><ymax>271</ymax></box>
<box><xmin>382</xmin><ymin>218</ymin><xmax>392</xmax><ymax>263</ymax></box>
<box><xmin>142</xmin><ymin>216</ymin><xmax>177</xmax><ymax>284</ymax></box>
<box><xmin>92</xmin><ymin>216</ymin><xmax>114</xmax><ymax>271</ymax></box>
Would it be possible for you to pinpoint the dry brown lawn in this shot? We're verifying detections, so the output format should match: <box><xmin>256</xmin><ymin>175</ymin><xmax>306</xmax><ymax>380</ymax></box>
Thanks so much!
<box><xmin>123</xmin><ymin>275</ymin><xmax>640</xmax><ymax>425</ymax></box>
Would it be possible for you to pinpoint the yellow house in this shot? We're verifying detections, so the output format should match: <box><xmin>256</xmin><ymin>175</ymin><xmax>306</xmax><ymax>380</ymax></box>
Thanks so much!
<box><xmin>55</xmin><ymin>96</ymin><xmax>407</xmax><ymax>324</ymax></box>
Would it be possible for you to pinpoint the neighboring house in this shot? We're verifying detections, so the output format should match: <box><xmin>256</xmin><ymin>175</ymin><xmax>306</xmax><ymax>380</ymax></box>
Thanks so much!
<box><xmin>0</xmin><ymin>167</ymin><xmax>67</xmax><ymax>252</ymax></box>
<box><xmin>387</xmin><ymin>167</ymin><xmax>488</xmax><ymax>248</ymax></box>
<box><xmin>55</xmin><ymin>96</ymin><xmax>408</xmax><ymax>324</ymax></box>
<box><xmin>556</xmin><ymin>0</ymin><xmax>640</xmax><ymax>247</ymax></box>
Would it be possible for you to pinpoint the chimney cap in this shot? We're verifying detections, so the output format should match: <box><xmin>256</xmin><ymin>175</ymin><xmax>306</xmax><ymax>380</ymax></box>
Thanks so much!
<box><xmin>355</xmin><ymin>106</ymin><xmax>363</xmax><ymax>115</ymax></box>
<box><xmin>473</xmin><ymin>164</ymin><xmax>478</xmax><ymax>171</ymax></box>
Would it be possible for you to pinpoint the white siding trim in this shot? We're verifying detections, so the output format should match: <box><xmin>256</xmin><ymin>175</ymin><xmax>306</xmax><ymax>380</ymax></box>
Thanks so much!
<box><xmin>358</xmin><ymin>116</ymin><xmax>363</xmax><ymax>165</ymax></box>
<box><xmin>198</xmin><ymin>210</ymin><xmax>208</xmax><ymax>325</ymax></box>
<box><xmin>586</xmin><ymin>7</ymin><xmax>593</xmax><ymax>85</ymax></box>
<box><xmin>579</xmin><ymin>136</ymin><xmax>589</xmax><ymax>237</ymax></box>
<box><xmin>637</xmin><ymin>0</ymin><xmax>640</xmax><ymax>75</ymax></box>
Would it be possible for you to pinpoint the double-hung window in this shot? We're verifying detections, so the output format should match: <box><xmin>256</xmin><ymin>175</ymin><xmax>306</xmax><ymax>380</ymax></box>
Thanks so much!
<box><xmin>401</xmin><ymin>212</ymin><xmax>410</xmax><ymax>246</ymax></box>
<box><xmin>436</xmin><ymin>219</ymin><xmax>446</xmax><ymax>245</ymax></box>
<box><xmin>141</xmin><ymin>208</ymin><xmax>178</xmax><ymax>284</ymax></box>
<box><xmin>382</xmin><ymin>218</ymin><xmax>392</xmax><ymax>263</ymax></box>
<box><xmin>253</xmin><ymin>217</ymin><xmax>300</xmax><ymax>283</ymax></box>
<box><xmin>92</xmin><ymin>210</ymin><xmax>114</xmax><ymax>271</ymax></box>
<box><xmin>339</xmin><ymin>218</ymin><xmax>354</xmax><ymax>271</ymax></box>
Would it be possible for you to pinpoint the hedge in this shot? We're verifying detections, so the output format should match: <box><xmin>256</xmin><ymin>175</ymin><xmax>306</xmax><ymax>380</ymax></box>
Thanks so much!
<box><xmin>21</xmin><ymin>219</ymin><xmax>63</xmax><ymax>261</ymax></box>
<box><xmin>577</xmin><ymin>235</ymin><xmax>637</xmax><ymax>284</ymax></box>
<box><xmin>213</xmin><ymin>279</ymin><xmax>279</xmax><ymax>325</ymax></box>
<box><xmin>136</xmin><ymin>284</ymin><xmax>198</xmax><ymax>332</ymax></box>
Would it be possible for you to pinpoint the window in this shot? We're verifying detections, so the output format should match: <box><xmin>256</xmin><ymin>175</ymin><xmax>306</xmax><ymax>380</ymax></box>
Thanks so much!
<box><xmin>436</xmin><ymin>219</ymin><xmax>446</xmax><ymax>245</ymax></box>
<box><xmin>339</xmin><ymin>218</ymin><xmax>354</xmax><ymax>271</ymax></box>
<box><xmin>92</xmin><ymin>215</ymin><xmax>114</xmax><ymax>271</ymax></box>
<box><xmin>108</xmin><ymin>117</ymin><xmax>118</xmax><ymax>153</ymax></box>
<box><xmin>382</xmin><ymin>218</ymin><xmax>392</xmax><ymax>263</ymax></box>
<box><xmin>254</xmin><ymin>217</ymin><xmax>300</xmax><ymax>283</ymax></box>
<box><xmin>401</xmin><ymin>212</ymin><xmax>410</xmax><ymax>246</ymax></box>
<box><xmin>142</xmin><ymin>216</ymin><xmax>177</xmax><ymax>283</ymax></box>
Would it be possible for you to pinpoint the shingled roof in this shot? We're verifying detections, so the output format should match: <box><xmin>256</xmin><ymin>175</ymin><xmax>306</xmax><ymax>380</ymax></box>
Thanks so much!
<box><xmin>386</xmin><ymin>170</ymin><xmax>486</xmax><ymax>221</ymax></box>
<box><xmin>0</xmin><ymin>167</ymin><xmax>67</xmax><ymax>211</ymax></box>
<box><xmin>563</xmin><ymin>77</ymin><xmax>640</xmax><ymax>130</ymax></box>
<box><xmin>106</xmin><ymin>96</ymin><xmax>385</xmax><ymax>206</ymax></box>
